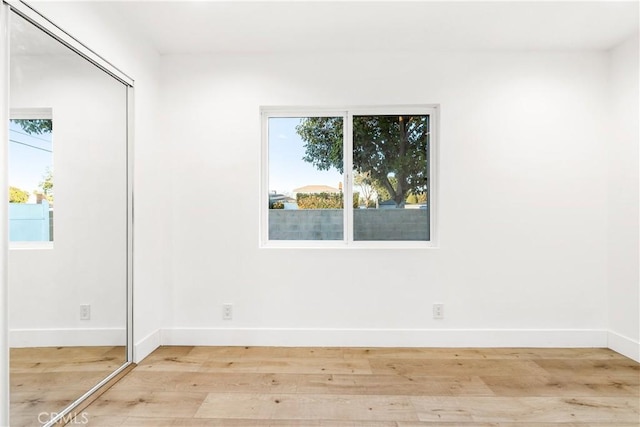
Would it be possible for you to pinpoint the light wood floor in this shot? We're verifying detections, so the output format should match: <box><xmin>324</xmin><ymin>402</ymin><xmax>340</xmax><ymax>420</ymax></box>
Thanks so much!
<box><xmin>10</xmin><ymin>346</ymin><xmax>126</xmax><ymax>427</ymax></box>
<box><xmin>72</xmin><ymin>346</ymin><xmax>640</xmax><ymax>426</ymax></box>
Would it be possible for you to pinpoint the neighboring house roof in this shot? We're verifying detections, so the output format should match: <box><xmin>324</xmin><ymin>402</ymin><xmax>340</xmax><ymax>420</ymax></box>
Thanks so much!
<box><xmin>269</xmin><ymin>194</ymin><xmax>296</xmax><ymax>203</ymax></box>
<box><xmin>269</xmin><ymin>193</ymin><xmax>287</xmax><ymax>202</ymax></box>
<box><xmin>293</xmin><ymin>185</ymin><xmax>341</xmax><ymax>194</ymax></box>
<box><xmin>379</xmin><ymin>199</ymin><xmax>397</xmax><ymax>205</ymax></box>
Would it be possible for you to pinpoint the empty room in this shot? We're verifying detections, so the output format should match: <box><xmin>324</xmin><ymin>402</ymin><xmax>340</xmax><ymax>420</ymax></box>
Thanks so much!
<box><xmin>1</xmin><ymin>1</ymin><xmax>638</xmax><ymax>426</ymax></box>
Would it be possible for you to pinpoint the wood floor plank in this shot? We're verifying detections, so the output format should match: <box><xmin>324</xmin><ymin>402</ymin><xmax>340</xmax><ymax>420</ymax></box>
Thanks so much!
<box><xmin>534</xmin><ymin>358</ymin><xmax>640</xmax><ymax>378</ymax></box>
<box><xmin>116</xmin><ymin>418</ymin><xmax>396</xmax><ymax>427</ymax></box>
<box><xmin>81</xmin><ymin>415</ymin><xmax>127</xmax><ymax>426</ymax></box>
<box><xmin>10</xmin><ymin>346</ymin><xmax>124</xmax><ymax>363</ymax></box>
<box><xmin>40</xmin><ymin>361</ymin><xmax>124</xmax><ymax>373</ymax></box>
<box><xmin>397</xmin><ymin>423</ymin><xmax>640</xmax><ymax>427</ymax></box>
<box><xmin>480</xmin><ymin>348</ymin><xmax>630</xmax><ymax>360</ymax></box>
<box><xmin>495</xmin><ymin>424</ymin><xmax>640</xmax><ymax>427</ymax></box>
<box><xmin>7</xmin><ymin>415</ymin><xmax>45</xmax><ymax>427</ymax></box>
<box><xmin>134</xmin><ymin>357</ymin><xmax>205</xmax><ymax>372</ymax></box>
<box><xmin>344</xmin><ymin>347</ymin><xmax>628</xmax><ymax>360</ymax></box>
<box><xmin>10</xmin><ymin>360</ymin><xmax>121</xmax><ymax>374</ymax></box>
<box><xmin>144</xmin><ymin>345</ymin><xmax>195</xmax><ymax>358</ymax></box>
<box><xmin>184</xmin><ymin>346</ymin><xmax>348</xmax><ymax>361</ymax></box>
<box><xmin>194</xmin><ymin>393</ymin><xmax>418</xmax><ymax>422</ymax></box>
<box><xmin>86</xmin><ymin>390</ymin><xmax>208</xmax><ymax>418</ymax></box>
<box><xmin>369</xmin><ymin>358</ymin><xmax>549</xmax><ymax>377</ymax></box>
<box><xmin>197</xmin><ymin>346</ymin><xmax>347</xmax><ymax>359</ymax></box>
<box><xmin>179</xmin><ymin>372</ymin><xmax>300</xmax><ymax>394</ymax></box>
<box><xmin>296</xmin><ymin>373</ymin><xmax>494</xmax><ymax>396</ymax></box>
<box><xmin>197</xmin><ymin>357</ymin><xmax>372</xmax><ymax>375</ymax></box>
<box><xmin>343</xmin><ymin>348</ymin><xmax>496</xmax><ymax>360</ymax></box>
<box><xmin>481</xmin><ymin>374</ymin><xmax>640</xmax><ymax>397</ymax></box>
<box><xmin>396</xmin><ymin>423</ymin><xmax>500</xmax><ymax>426</ymax></box>
<box><xmin>140</xmin><ymin>347</ymin><xmax>211</xmax><ymax>365</ymax></box>
<box><xmin>256</xmin><ymin>358</ymin><xmax>372</xmax><ymax>375</ymax></box>
<box><xmin>11</xmin><ymin>370</ymin><xmax>116</xmax><ymax>391</ymax></box>
<box><xmin>117</xmin><ymin>371</ymin><xmax>300</xmax><ymax>393</ymax></box>
<box><xmin>10</xmin><ymin>389</ymin><xmax>83</xmax><ymax>425</ymax></box>
<box><xmin>410</xmin><ymin>396</ymin><xmax>640</xmax><ymax>423</ymax></box>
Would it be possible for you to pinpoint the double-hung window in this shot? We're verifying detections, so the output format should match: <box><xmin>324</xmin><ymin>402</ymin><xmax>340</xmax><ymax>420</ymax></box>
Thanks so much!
<box><xmin>261</xmin><ymin>106</ymin><xmax>437</xmax><ymax>248</ymax></box>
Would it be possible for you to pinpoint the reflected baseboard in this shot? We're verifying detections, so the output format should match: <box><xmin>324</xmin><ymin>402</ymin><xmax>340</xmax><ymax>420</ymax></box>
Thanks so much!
<box><xmin>10</xmin><ymin>328</ymin><xmax>126</xmax><ymax>347</ymax></box>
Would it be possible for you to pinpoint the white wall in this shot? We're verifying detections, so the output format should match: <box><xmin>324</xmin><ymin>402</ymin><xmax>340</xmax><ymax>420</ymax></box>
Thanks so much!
<box><xmin>26</xmin><ymin>2</ymin><xmax>165</xmax><ymax>362</ymax></box>
<box><xmin>607</xmin><ymin>33</ymin><xmax>640</xmax><ymax>361</ymax></box>
<box><xmin>159</xmin><ymin>51</ymin><xmax>611</xmax><ymax>349</ymax></box>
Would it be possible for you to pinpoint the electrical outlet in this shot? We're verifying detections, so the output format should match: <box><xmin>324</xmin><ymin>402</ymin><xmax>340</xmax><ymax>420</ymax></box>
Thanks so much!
<box><xmin>223</xmin><ymin>303</ymin><xmax>233</xmax><ymax>320</ymax></box>
<box><xmin>433</xmin><ymin>303</ymin><xmax>444</xmax><ymax>319</ymax></box>
<box><xmin>80</xmin><ymin>304</ymin><xmax>91</xmax><ymax>320</ymax></box>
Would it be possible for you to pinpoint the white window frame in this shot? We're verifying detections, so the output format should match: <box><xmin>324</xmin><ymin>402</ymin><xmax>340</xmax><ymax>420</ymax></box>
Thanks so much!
<box><xmin>9</xmin><ymin>107</ymin><xmax>54</xmax><ymax>250</ymax></box>
<box><xmin>260</xmin><ymin>105</ymin><xmax>438</xmax><ymax>249</ymax></box>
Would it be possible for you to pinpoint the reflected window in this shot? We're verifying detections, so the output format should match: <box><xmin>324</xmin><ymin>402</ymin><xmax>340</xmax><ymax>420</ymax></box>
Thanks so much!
<box><xmin>8</xmin><ymin>109</ymin><xmax>54</xmax><ymax>242</ymax></box>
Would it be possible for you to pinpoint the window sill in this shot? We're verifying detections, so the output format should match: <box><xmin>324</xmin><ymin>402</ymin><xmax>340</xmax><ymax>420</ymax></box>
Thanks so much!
<box><xmin>260</xmin><ymin>240</ymin><xmax>438</xmax><ymax>249</ymax></box>
<box><xmin>10</xmin><ymin>241</ymin><xmax>54</xmax><ymax>250</ymax></box>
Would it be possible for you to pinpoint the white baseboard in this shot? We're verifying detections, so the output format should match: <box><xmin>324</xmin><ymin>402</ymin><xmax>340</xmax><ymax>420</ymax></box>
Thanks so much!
<box><xmin>10</xmin><ymin>328</ymin><xmax>125</xmax><ymax>347</ymax></box>
<box><xmin>608</xmin><ymin>330</ymin><xmax>640</xmax><ymax>362</ymax></box>
<box><xmin>160</xmin><ymin>328</ymin><xmax>608</xmax><ymax>348</ymax></box>
<box><xmin>12</xmin><ymin>327</ymin><xmax>622</xmax><ymax>358</ymax></box>
<box><xmin>134</xmin><ymin>329</ymin><xmax>161</xmax><ymax>363</ymax></box>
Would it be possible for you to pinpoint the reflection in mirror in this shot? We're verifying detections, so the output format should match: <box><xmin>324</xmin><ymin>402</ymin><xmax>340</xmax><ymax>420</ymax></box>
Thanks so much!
<box><xmin>9</xmin><ymin>114</ymin><xmax>53</xmax><ymax>243</ymax></box>
<box><xmin>8</xmin><ymin>11</ymin><xmax>128</xmax><ymax>427</ymax></box>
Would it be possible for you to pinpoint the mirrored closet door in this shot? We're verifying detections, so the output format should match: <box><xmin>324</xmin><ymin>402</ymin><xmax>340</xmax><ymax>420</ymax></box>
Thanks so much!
<box><xmin>4</xmin><ymin>3</ymin><xmax>133</xmax><ymax>426</ymax></box>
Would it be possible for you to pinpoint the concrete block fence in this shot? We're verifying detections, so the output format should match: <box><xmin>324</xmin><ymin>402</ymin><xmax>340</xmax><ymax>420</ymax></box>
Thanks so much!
<box><xmin>269</xmin><ymin>209</ymin><xmax>429</xmax><ymax>241</ymax></box>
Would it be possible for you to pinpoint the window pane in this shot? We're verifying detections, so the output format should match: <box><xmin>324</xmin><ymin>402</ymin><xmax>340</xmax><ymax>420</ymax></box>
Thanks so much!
<box><xmin>8</xmin><ymin>118</ymin><xmax>54</xmax><ymax>242</ymax></box>
<box><xmin>268</xmin><ymin>116</ymin><xmax>344</xmax><ymax>240</ymax></box>
<box><xmin>352</xmin><ymin>115</ymin><xmax>430</xmax><ymax>241</ymax></box>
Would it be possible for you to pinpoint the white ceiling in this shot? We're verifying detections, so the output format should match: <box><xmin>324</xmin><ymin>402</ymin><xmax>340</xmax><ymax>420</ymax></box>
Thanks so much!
<box><xmin>105</xmin><ymin>1</ymin><xmax>638</xmax><ymax>54</ymax></box>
